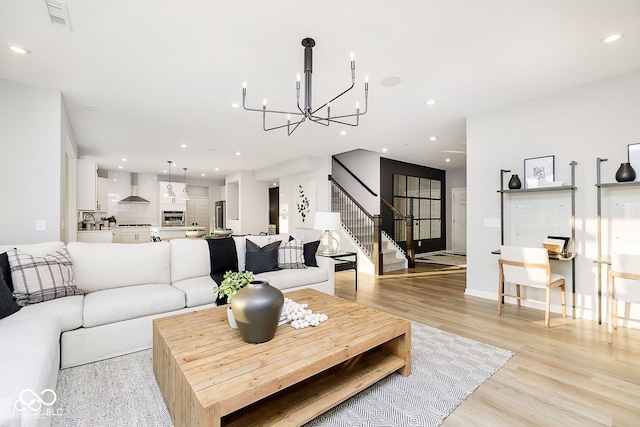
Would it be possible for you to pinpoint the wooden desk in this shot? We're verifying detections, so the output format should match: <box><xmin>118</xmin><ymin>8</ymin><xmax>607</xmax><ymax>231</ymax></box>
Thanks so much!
<box><xmin>493</xmin><ymin>249</ymin><xmax>577</xmax><ymax>318</ymax></box>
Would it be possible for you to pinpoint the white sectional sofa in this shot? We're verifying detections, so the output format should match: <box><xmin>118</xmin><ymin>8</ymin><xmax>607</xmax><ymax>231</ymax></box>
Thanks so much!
<box><xmin>0</xmin><ymin>235</ymin><xmax>333</xmax><ymax>426</ymax></box>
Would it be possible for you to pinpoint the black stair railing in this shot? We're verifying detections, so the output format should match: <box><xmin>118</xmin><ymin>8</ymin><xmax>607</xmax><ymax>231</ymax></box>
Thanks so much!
<box><xmin>329</xmin><ymin>176</ymin><xmax>383</xmax><ymax>275</ymax></box>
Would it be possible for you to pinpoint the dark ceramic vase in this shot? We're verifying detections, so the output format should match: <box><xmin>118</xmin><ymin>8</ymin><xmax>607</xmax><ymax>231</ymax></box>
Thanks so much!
<box><xmin>615</xmin><ymin>162</ymin><xmax>636</xmax><ymax>182</ymax></box>
<box><xmin>508</xmin><ymin>174</ymin><xmax>522</xmax><ymax>190</ymax></box>
<box><xmin>231</xmin><ymin>280</ymin><xmax>284</xmax><ymax>343</ymax></box>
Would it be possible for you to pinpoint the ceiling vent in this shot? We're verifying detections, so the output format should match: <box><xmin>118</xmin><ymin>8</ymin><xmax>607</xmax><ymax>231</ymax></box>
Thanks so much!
<box><xmin>45</xmin><ymin>0</ymin><xmax>72</xmax><ymax>31</ymax></box>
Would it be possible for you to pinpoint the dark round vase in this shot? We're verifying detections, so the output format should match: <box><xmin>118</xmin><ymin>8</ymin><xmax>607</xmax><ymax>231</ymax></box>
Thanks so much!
<box><xmin>508</xmin><ymin>174</ymin><xmax>522</xmax><ymax>189</ymax></box>
<box><xmin>231</xmin><ymin>280</ymin><xmax>284</xmax><ymax>343</ymax></box>
<box><xmin>615</xmin><ymin>162</ymin><xmax>636</xmax><ymax>182</ymax></box>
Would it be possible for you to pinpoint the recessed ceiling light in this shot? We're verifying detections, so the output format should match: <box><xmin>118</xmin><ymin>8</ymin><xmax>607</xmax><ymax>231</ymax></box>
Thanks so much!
<box><xmin>272</xmin><ymin>182</ymin><xmax>277</xmax><ymax>186</ymax></box>
<box><xmin>201</xmin><ymin>173</ymin><xmax>205</xmax><ymax>177</ymax></box>
<box><xmin>163</xmin><ymin>169</ymin><xmax>167</xmax><ymax>173</ymax></box>
<box><xmin>180</xmin><ymin>144</ymin><xmax>187</xmax><ymax>148</ymax></box>
<box><xmin>382</xmin><ymin>148</ymin><xmax>388</xmax><ymax>152</ymax></box>
<box><xmin>426</xmin><ymin>99</ymin><xmax>436</xmax><ymax>105</ymax></box>
<box><xmin>380</xmin><ymin>76</ymin><xmax>402</xmax><ymax>87</ymax></box>
<box><xmin>7</xmin><ymin>44</ymin><xmax>30</xmax><ymax>55</ymax></box>
<box><xmin>172</xmin><ymin>162</ymin><xmax>177</xmax><ymax>166</ymax></box>
<box><xmin>121</xmin><ymin>158</ymin><xmax>127</xmax><ymax>162</ymax></box>
<box><xmin>118</xmin><ymin>165</ymin><xmax>123</xmax><ymax>169</ymax></box>
<box><xmin>445</xmin><ymin>158</ymin><xmax>451</xmax><ymax>162</ymax></box>
<box><xmin>215</xmin><ymin>168</ymin><xmax>219</xmax><ymax>171</ymax></box>
<box><xmin>236</xmin><ymin>152</ymin><xmax>241</xmax><ymax>156</ymax></box>
<box><xmin>231</xmin><ymin>103</ymin><xmax>240</xmax><ymax>109</ymax></box>
<box><xmin>430</xmin><ymin>136</ymin><xmax>437</xmax><ymax>141</ymax></box>
<box><xmin>600</xmin><ymin>32</ymin><xmax>624</xmax><ymax>43</ymax></box>
<box><xmin>340</xmin><ymin>130</ymin><xmax>347</xmax><ymax>136</ymax></box>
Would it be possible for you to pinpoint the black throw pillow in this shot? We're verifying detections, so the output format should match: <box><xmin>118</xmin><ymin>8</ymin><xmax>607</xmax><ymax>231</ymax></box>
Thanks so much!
<box><xmin>0</xmin><ymin>269</ymin><xmax>21</xmax><ymax>319</ymax></box>
<box><xmin>303</xmin><ymin>240</ymin><xmax>320</xmax><ymax>267</ymax></box>
<box><xmin>245</xmin><ymin>240</ymin><xmax>281</xmax><ymax>274</ymax></box>
<box><xmin>0</xmin><ymin>251</ymin><xmax>14</xmax><ymax>292</ymax></box>
<box><xmin>207</xmin><ymin>237</ymin><xmax>239</xmax><ymax>290</ymax></box>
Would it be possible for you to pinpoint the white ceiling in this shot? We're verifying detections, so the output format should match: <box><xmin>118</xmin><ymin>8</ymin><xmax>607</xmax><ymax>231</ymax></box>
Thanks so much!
<box><xmin>1</xmin><ymin>0</ymin><xmax>639</xmax><ymax>181</ymax></box>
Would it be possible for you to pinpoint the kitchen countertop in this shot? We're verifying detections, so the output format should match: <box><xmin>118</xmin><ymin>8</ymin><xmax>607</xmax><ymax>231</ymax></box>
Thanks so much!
<box><xmin>78</xmin><ymin>229</ymin><xmax>115</xmax><ymax>233</ymax></box>
<box><xmin>151</xmin><ymin>226</ymin><xmax>205</xmax><ymax>231</ymax></box>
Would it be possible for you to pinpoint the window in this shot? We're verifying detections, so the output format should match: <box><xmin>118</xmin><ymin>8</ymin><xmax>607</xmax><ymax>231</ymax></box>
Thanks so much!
<box><xmin>393</xmin><ymin>174</ymin><xmax>443</xmax><ymax>243</ymax></box>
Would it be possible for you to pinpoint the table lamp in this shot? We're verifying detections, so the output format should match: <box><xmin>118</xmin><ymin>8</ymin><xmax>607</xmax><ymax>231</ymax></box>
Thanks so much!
<box><xmin>313</xmin><ymin>212</ymin><xmax>341</xmax><ymax>255</ymax></box>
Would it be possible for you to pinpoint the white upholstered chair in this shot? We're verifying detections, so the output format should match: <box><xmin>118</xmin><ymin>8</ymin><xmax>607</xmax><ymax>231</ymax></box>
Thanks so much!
<box><xmin>498</xmin><ymin>245</ymin><xmax>566</xmax><ymax>327</ymax></box>
<box><xmin>608</xmin><ymin>253</ymin><xmax>640</xmax><ymax>344</ymax></box>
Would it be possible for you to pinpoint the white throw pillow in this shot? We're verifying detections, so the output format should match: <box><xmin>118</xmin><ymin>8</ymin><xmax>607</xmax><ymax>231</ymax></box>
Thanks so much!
<box><xmin>8</xmin><ymin>248</ymin><xmax>84</xmax><ymax>306</ymax></box>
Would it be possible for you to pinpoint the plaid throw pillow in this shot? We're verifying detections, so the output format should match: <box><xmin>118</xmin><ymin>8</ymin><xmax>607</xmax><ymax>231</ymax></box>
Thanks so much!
<box><xmin>277</xmin><ymin>237</ymin><xmax>306</xmax><ymax>269</ymax></box>
<box><xmin>8</xmin><ymin>248</ymin><xmax>85</xmax><ymax>306</ymax></box>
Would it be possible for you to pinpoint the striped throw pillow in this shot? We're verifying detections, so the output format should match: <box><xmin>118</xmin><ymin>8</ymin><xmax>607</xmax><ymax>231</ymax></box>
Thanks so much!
<box><xmin>276</xmin><ymin>237</ymin><xmax>306</xmax><ymax>269</ymax></box>
<box><xmin>8</xmin><ymin>248</ymin><xmax>85</xmax><ymax>306</ymax></box>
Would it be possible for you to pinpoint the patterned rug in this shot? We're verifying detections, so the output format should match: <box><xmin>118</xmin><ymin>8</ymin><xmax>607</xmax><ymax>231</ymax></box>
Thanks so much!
<box><xmin>53</xmin><ymin>322</ymin><xmax>512</xmax><ymax>426</ymax></box>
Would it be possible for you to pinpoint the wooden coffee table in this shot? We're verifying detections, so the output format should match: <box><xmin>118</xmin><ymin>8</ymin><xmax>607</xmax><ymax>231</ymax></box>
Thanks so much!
<box><xmin>152</xmin><ymin>289</ymin><xmax>411</xmax><ymax>427</ymax></box>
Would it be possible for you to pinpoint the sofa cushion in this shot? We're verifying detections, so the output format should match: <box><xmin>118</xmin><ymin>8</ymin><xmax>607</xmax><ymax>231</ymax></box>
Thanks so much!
<box><xmin>0</xmin><ymin>295</ymin><xmax>84</xmax><ymax>332</ymax></box>
<box><xmin>172</xmin><ymin>276</ymin><xmax>217</xmax><ymax>307</ymax></box>
<box><xmin>82</xmin><ymin>284</ymin><xmax>185</xmax><ymax>328</ymax></box>
<box><xmin>0</xmin><ymin>241</ymin><xmax>65</xmax><ymax>257</ymax></box>
<box><xmin>255</xmin><ymin>266</ymin><xmax>328</xmax><ymax>291</ymax></box>
<box><xmin>0</xmin><ymin>317</ymin><xmax>60</xmax><ymax>424</ymax></box>
<box><xmin>8</xmin><ymin>248</ymin><xmax>85</xmax><ymax>306</ymax></box>
<box><xmin>0</xmin><ymin>270</ymin><xmax>20</xmax><ymax>319</ymax></box>
<box><xmin>67</xmin><ymin>242</ymin><xmax>171</xmax><ymax>293</ymax></box>
<box><xmin>245</xmin><ymin>240</ymin><xmax>281</xmax><ymax>274</ymax></box>
<box><xmin>169</xmin><ymin>239</ymin><xmax>210</xmax><ymax>283</ymax></box>
<box><xmin>304</xmin><ymin>240</ymin><xmax>320</xmax><ymax>267</ymax></box>
<box><xmin>278</xmin><ymin>237</ymin><xmax>306</xmax><ymax>269</ymax></box>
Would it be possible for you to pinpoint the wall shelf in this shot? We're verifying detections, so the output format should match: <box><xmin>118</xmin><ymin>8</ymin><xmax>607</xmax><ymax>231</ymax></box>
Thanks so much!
<box><xmin>497</xmin><ymin>161</ymin><xmax>578</xmax><ymax>318</ymax></box>
<box><xmin>594</xmin><ymin>157</ymin><xmax>640</xmax><ymax>324</ymax></box>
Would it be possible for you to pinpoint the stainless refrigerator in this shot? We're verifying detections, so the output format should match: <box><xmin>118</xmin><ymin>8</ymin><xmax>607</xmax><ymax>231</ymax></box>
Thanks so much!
<box><xmin>214</xmin><ymin>200</ymin><xmax>225</xmax><ymax>229</ymax></box>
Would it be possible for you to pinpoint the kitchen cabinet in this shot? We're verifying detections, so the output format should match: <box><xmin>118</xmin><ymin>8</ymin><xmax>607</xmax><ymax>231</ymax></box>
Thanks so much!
<box><xmin>78</xmin><ymin>230</ymin><xmax>114</xmax><ymax>243</ymax></box>
<box><xmin>113</xmin><ymin>228</ymin><xmax>151</xmax><ymax>244</ymax></box>
<box><xmin>159</xmin><ymin>181</ymin><xmax>186</xmax><ymax>211</ymax></box>
<box><xmin>97</xmin><ymin>177</ymin><xmax>108</xmax><ymax>212</ymax></box>
<box><xmin>77</xmin><ymin>159</ymin><xmax>98</xmax><ymax>211</ymax></box>
<box><xmin>186</xmin><ymin>198</ymin><xmax>210</xmax><ymax>233</ymax></box>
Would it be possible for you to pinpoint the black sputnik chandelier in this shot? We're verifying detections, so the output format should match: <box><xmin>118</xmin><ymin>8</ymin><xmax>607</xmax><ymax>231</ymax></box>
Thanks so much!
<box><xmin>242</xmin><ymin>38</ymin><xmax>369</xmax><ymax>136</ymax></box>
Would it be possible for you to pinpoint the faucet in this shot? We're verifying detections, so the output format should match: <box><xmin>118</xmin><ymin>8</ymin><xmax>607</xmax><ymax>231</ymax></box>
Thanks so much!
<box><xmin>83</xmin><ymin>213</ymin><xmax>95</xmax><ymax>221</ymax></box>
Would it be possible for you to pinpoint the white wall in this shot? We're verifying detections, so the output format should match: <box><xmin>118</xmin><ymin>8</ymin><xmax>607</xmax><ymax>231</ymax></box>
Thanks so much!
<box><xmin>278</xmin><ymin>156</ymin><xmax>331</xmax><ymax>243</ymax></box>
<box><xmin>0</xmin><ymin>78</ymin><xmax>67</xmax><ymax>244</ymax></box>
<box><xmin>333</xmin><ymin>149</ymin><xmax>381</xmax><ymax>214</ymax></box>
<box><xmin>445</xmin><ymin>166</ymin><xmax>467</xmax><ymax>252</ymax></box>
<box><xmin>467</xmin><ymin>70</ymin><xmax>640</xmax><ymax>325</ymax></box>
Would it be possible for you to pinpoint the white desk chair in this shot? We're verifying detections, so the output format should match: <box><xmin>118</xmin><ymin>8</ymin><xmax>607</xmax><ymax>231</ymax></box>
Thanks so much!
<box><xmin>498</xmin><ymin>245</ymin><xmax>566</xmax><ymax>327</ymax></box>
<box><xmin>608</xmin><ymin>253</ymin><xmax>640</xmax><ymax>344</ymax></box>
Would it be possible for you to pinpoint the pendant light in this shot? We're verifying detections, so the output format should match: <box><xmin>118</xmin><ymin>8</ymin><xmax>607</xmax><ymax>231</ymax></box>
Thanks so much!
<box><xmin>164</xmin><ymin>160</ymin><xmax>176</xmax><ymax>198</ymax></box>
<box><xmin>182</xmin><ymin>167</ymin><xmax>190</xmax><ymax>200</ymax></box>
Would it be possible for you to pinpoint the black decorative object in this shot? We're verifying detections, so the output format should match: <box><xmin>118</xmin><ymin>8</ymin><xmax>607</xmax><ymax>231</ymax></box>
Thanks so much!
<box><xmin>231</xmin><ymin>280</ymin><xmax>284</xmax><ymax>343</ymax></box>
<box><xmin>508</xmin><ymin>174</ymin><xmax>522</xmax><ymax>190</ymax></box>
<box><xmin>615</xmin><ymin>162</ymin><xmax>636</xmax><ymax>182</ymax></box>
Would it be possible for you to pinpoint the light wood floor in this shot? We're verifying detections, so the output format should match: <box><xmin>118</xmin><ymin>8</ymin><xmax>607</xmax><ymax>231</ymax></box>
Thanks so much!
<box><xmin>334</xmin><ymin>264</ymin><xmax>640</xmax><ymax>426</ymax></box>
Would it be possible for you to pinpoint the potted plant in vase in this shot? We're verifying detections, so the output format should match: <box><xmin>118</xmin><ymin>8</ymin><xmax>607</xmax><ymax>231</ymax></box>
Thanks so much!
<box><xmin>212</xmin><ymin>270</ymin><xmax>254</xmax><ymax>328</ymax></box>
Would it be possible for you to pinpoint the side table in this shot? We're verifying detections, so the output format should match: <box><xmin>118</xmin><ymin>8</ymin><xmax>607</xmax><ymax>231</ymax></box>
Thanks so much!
<box><xmin>318</xmin><ymin>251</ymin><xmax>358</xmax><ymax>291</ymax></box>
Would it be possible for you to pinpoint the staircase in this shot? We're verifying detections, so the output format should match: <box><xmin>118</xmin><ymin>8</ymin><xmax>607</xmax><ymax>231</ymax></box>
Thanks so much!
<box><xmin>330</xmin><ymin>177</ymin><xmax>410</xmax><ymax>275</ymax></box>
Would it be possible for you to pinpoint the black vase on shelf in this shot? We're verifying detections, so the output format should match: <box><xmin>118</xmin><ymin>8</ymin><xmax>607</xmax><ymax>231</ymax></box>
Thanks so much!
<box><xmin>615</xmin><ymin>162</ymin><xmax>636</xmax><ymax>182</ymax></box>
<box><xmin>508</xmin><ymin>174</ymin><xmax>522</xmax><ymax>190</ymax></box>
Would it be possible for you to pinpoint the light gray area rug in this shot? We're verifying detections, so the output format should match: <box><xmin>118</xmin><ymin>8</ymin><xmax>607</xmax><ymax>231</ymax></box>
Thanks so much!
<box><xmin>53</xmin><ymin>322</ymin><xmax>512</xmax><ymax>427</ymax></box>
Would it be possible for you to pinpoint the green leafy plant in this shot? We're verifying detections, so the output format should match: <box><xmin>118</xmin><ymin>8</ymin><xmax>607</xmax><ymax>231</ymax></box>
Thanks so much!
<box><xmin>212</xmin><ymin>270</ymin><xmax>254</xmax><ymax>303</ymax></box>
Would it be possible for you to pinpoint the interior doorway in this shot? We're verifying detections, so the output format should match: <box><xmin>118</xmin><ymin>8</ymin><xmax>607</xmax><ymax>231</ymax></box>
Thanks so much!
<box><xmin>452</xmin><ymin>188</ymin><xmax>467</xmax><ymax>254</ymax></box>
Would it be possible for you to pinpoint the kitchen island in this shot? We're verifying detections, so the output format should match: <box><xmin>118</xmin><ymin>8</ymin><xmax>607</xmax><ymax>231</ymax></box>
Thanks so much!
<box><xmin>151</xmin><ymin>226</ymin><xmax>206</xmax><ymax>241</ymax></box>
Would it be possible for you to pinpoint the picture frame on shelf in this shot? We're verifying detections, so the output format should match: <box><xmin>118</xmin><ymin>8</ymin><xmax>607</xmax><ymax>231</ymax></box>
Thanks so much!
<box><xmin>524</xmin><ymin>155</ymin><xmax>555</xmax><ymax>189</ymax></box>
<box><xmin>628</xmin><ymin>143</ymin><xmax>640</xmax><ymax>182</ymax></box>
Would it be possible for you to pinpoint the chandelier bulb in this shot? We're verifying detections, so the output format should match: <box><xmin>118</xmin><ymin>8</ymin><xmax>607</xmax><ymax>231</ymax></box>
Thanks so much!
<box><xmin>243</xmin><ymin>81</ymin><xmax>247</xmax><ymax>88</ymax></box>
<box><xmin>350</xmin><ymin>52</ymin><xmax>354</xmax><ymax>61</ymax></box>
<box><xmin>263</xmin><ymin>99</ymin><xmax>267</xmax><ymax>106</ymax></box>
<box><xmin>296</xmin><ymin>73</ymin><xmax>300</xmax><ymax>82</ymax></box>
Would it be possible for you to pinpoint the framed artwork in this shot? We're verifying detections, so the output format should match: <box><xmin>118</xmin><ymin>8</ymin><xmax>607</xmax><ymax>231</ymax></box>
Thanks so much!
<box><xmin>524</xmin><ymin>155</ymin><xmax>555</xmax><ymax>189</ymax></box>
<box><xmin>628</xmin><ymin>143</ymin><xmax>640</xmax><ymax>182</ymax></box>
<box><xmin>293</xmin><ymin>180</ymin><xmax>316</xmax><ymax>228</ymax></box>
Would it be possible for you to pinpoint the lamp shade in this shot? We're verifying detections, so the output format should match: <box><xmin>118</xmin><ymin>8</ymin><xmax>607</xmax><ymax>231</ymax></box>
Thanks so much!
<box><xmin>313</xmin><ymin>212</ymin><xmax>341</xmax><ymax>231</ymax></box>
